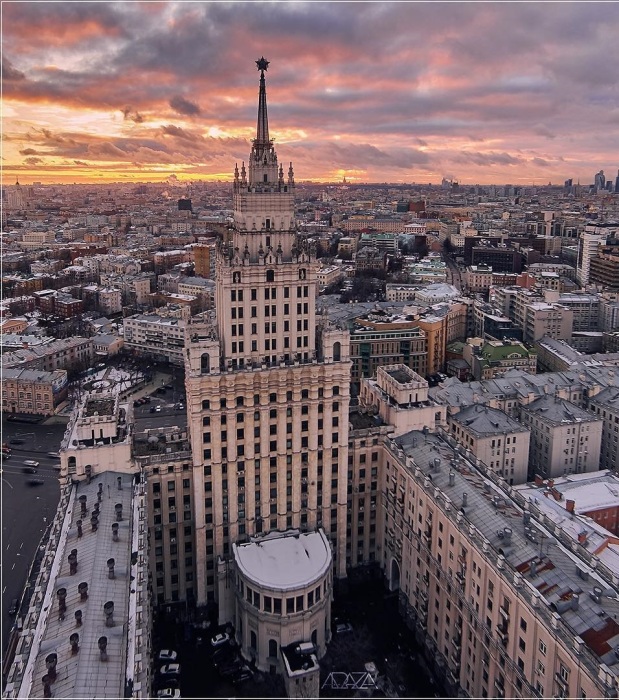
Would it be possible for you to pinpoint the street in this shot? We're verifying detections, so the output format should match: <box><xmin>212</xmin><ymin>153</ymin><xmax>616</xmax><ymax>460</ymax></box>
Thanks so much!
<box><xmin>1</xmin><ymin>418</ymin><xmax>65</xmax><ymax>651</ymax></box>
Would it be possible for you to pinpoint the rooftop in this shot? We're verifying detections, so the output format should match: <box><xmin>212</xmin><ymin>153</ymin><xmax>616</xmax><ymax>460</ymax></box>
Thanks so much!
<box><xmin>521</xmin><ymin>394</ymin><xmax>600</xmax><ymax>424</ymax></box>
<box><xmin>450</xmin><ymin>402</ymin><xmax>528</xmax><ymax>434</ymax></box>
<box><xmin>388</xmin><ymin>430</ymin><xmax>619</xmax><ymax>678</ymax></box>
<box><xmin>233</xmin><ymin>529</ymin><xmax>331</xmax><ymax>592</ymax></box>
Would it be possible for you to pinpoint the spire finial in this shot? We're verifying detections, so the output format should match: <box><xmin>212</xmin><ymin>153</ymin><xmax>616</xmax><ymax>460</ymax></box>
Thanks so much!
<box><xmin>255</xmin><ymin>57</ymin><xmax>270</xmax><ymax>144</ymax></box>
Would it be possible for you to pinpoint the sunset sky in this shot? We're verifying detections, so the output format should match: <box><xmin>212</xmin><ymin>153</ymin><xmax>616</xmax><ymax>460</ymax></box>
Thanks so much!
<box><xmin>3</xmin><ymin>2</ymin><xmax>618</xmax><ymax>185</ymax></box>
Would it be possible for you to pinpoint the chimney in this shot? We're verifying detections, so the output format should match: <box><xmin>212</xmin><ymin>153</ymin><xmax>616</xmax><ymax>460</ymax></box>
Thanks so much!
<box><xmin>115</xmin><ymin>503</ymin><xmax>123</xmax><ymax>522</ymax></box>
<box><xmin>566</xmin><ymin>499</ymin><xmax>576</xmax><ymax>514</ymax></box>
<box><xmin>104</xmin><ymin>600</ymin><xmax>114</xmax><ymax>627</ymax></box>
<box><xmin>78</xmin><ymin>581</ymin><xmax>88</xmax><ymax>601</ymax></box>
<box><xmin>42</xmin><ymin>675</ymin><xmax>52</xmax><ymax>698</ymax></box>
<box><xmin>98</xmin><ymin>636</ymin><xmax>108</xmax><ymax>662</ymax></box>
<box><xmin>534</xmin><ymin>474</ymin><xmax>543</xmax><ymax>487</ymax></box>
<box><xmin>112</xmin><ymin>523</ymin><xmax>119</xmax><ymax>542</ymax></box>
<box><xmin>578</xmin><ymin>531</ymin><xmax>587</xmax><ymax>544</ymax></box>
<box><xmin>68</xmin><ymin>549</ymin><xmax>78</xmax><ymax>575</ymax></box>
<box><xmin>449</xmin><ymin>471</ymin><xmax>455</xmax><ymax>486</ymax></box>
<box><xmin>530</xmin><ymin>560</ymin><xmax>537</xmax><ymax>578</ymax></box>
<box><xmin>74</xmin><ymin>609</ymin><xmax>82</xmax><ymax>627</ymax></box>
<box><xmin>97</xmin><ymin>482</ymin><xmax>103</xmax><ymax>502</ymax></box>
<box><xmin>107</xmin><ymin>558</ymin><xmax>115</xmax><ymax>580</ymax></box>
<box><xmin>503</xmin><ymin>527</ymin><xmax>512</xmax><ymax>542</ymax></box>
<box><xmin>462</xmin><ymin>493</ymin><xmax>468</xmax><ymax>507</ymax></box>
<box><xmin>70</xmin><ymin>632</ymin><xmax>79</xmax><ymax>655</ymax></box>
<box><xmin>57</xmin><ymin>588</ymin><xmax>67</xmax><ymax>620</ymax></box>
<box><xmin>90</xmin><ymin>513</ymin><xmax>99</xmax><ymax>532</ymax></box>
<box><xmin>117</xmin><ymin>476</ymin><xmax>122</xmax><ymax>490</ymax></box>
<box><xmin>547</xmin><ymin>479</ymin><xmax>555</xmax><ymax>488</ymax></box>
<box><xmin>93</xmin><ymin>501</ymin><xmax>100</xmax><ymax>517</ymax></box>
<box><xmin>79</xmin><ymin>494</ymin><xmax>88</xmax><ymax>517</ymax></box>
<box><xmin>76</xmin><ymin>519</ymin><xmax>83</xmax><ymax>538</ymax></box>
<box><xmin>45</xmin><ymin>653</ymin><xmax>58</xmax><ymax>682</ymax></box>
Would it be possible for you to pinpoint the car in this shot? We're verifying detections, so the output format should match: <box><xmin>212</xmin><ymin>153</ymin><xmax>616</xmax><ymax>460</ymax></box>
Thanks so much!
<box><xmin>10</xmin><ymin>439</ymin><xmax>25</xmax><ymax>445</ymax></box>
<box><xmin>211</xmin><ymin>632</ymin><xmax>231</xmax><ymax>647</ymax></box>
<box><xmin>212</xmin><ymin>646</ymin><xmax>234</xmax><ymax>665</ymax></box>
<box><xmin>22</xmin><ymin>466</ymin><xmax>38</xmax><ymax>474</ymax></box>
<box><xmin>8</xmin><ymin>598</ymin><xmax>19</xmax><ymax>615</ymax></box>
<box><xmin>335</xmin><ymin>622</ymin><xmax>354</xmax><ymax>634</ymax></box>
<box><xmin>159</xmin><ymin>663</ymin><xmax>181</xmax><ymax>676</ymax></box>
<box><xmin>133</xmin><ymin>400</ymin><xmax>140</xmax><ymax>407</ymax></box>
<box><xmin>24</xmin><ymin>460</ymin><xmax>39</xmax><ymax>467</ymax></box>
<box><xmin>232</xmin><ymin>669</ymin><xmax>253</xmax><ymax>684</ymax></box>
<box><xmin>27</xmin><ymin>479</ymin><xmax>45</xmax><ymax>486</ymax></box>
<box><xmin>144</xmin><ymin>396</ymin><xmax>151</xmax><ymax>403</ymax></box>
<box><xmin>157</xmin><ymin>650</ymin><xmax>178</xmax><ymax>662</ymax></box>
<box><xmin>156</xmin><ymin>690</ymin><xmax>181</xmax><ymax>699</ymax></box>
<box><xmin>155</xmin><ymin>406</ymin><xmax>162</xmax><ymax>412</ymax></box>
<box><xmin>47</xmin><ymin>451</ymin><xmax>60</xmax><ymax>458</ymax></box>
<box><xmin>2</xmin><ymin>451</ymin><xmax>11</xmax><ymax>459</ymax></box>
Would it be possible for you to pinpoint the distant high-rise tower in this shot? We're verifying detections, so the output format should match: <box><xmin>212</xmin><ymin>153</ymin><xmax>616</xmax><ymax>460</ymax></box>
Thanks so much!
<box><xmin>614</xmin><ymin>170</ymin><xmax>619</xmax><ymax>194</ymax></box>
<box><xmin>184</xmin><ymin>60</ymin><xmax>351</xmax><ymax>633</ymax></box>
<box><xmin>594</xmin><ymin>170</ymin><xmax>606</xmax><ymax>191</ymax></box>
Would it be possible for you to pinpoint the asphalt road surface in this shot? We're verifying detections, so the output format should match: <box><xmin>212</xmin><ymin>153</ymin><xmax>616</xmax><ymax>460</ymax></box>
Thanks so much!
<box><xmin>1</xmin><ymin>417</ymin><xmax>65</xmax><ymax>651</ymax></box>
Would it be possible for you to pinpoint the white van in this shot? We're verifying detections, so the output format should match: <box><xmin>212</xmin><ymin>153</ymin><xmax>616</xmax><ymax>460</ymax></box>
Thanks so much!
<box><xmin>24</xmin><ymin>460</ymin><xmax>39</xmax><ymax>467</ymax></box>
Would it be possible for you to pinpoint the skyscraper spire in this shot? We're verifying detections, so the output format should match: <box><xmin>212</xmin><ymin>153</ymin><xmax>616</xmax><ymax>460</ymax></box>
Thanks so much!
<box><xmin>255</xmin><ymin>56</ymin><xmax>270</xmax><ymax>144</ymax></box>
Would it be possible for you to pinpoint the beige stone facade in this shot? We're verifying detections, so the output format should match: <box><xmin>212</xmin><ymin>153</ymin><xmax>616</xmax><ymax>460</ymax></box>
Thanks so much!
<box><xmin>184</xmin><ymin>63</ymin><xmax>351</xmax><ymax>614</ymax></box>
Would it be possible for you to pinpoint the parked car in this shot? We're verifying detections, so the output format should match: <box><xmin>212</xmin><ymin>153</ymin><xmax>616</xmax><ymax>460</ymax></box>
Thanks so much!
<box><xmin>232</xmin><ymin>669</ymin><xmax>253</xmax><ymax>684</ymax></box>
<box><xmin>27</xmin><ymin>479</ymin><xmax>45</xmax><ymax>486</ymax></box>
<box><xmin>212</xmin><ymin>646</ymin><xmax>234</xmax><ymax>665</ymax></box>
<box><xmin>155</xmin><ymin>405</ymin><xmax>162</xmax><ymax>412</ymax></box>
<box><xmin>156</xmin><ymin>690</ymin><xmax>180</xmax><ymax>699</ymax></box>
<box><xmin>24</xmin><ymin>460</ymin><xmax>39</xmax><ymax>467</ymax></box>
<box><xmin>159</xmin><ymin>663</ymin><xmax>181</xmax><ymax>676</ymax></box>
<box><xmin>10</xmin><ymin>439</ymin><xmax>25</xmax><ymax>445</ymax></box>
<box><xmin>22</xmin><ymin>466</ymin><xmax>38</xmax><ymax>474</ymax></box>
<box><xmin>47</xmin><ymin>451</ymin><xmax>60</xmax><ymax>458</ymax></box>
<box><xmin>8</xmin><ymin>598</ymin><xmax>19</xmax><ymax>615</ymax></box>
<box><xmin>210</xmin><ymin>632</ymin><xmax>231</xmax><ymax>647</ymax></box>
<box><xmin>219</xmin><ymin>661</ymin><xmax>245</xmax><ymax>678</ymax></box>
<box><xmin>157</xmin><ymin>650</ymin><xmax>178</xmax><ymax>662</ymax></box>
<box><xmin>336</xmin><ymin>622</ymin><xmax>354</xmax><ymax>634</ymax></box>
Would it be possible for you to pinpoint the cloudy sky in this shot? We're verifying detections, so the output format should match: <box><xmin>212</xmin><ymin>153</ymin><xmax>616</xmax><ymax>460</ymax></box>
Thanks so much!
<box><xmin>3</xmin><ymin>2</ymin><xmax>618</xmax><ymax>185</ymax></box>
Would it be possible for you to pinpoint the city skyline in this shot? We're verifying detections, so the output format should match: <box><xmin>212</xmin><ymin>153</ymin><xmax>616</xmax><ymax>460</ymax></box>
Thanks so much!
<box><xmin>3</xmin><ymin>1</ymin><xmax>618</xmax><ymax>185</ymax></box>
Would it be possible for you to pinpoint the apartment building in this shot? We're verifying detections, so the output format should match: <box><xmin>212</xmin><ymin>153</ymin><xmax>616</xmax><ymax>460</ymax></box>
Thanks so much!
<box><xmin>123</xmin><ymin>312</ymin><xmax>187</xmax><ymax>365</ymax></box>
<box><xmin>465</xmin><ymin>340</ymin><xmax>537</xmax><ymax>380</ymax></box>
<box><xmin>1</xmin><ymin>336</ymin><xmax>93</xmax><ymax>373</ymax></box>
<box><xmin>588</xmin><ymin>387</ymin><xmax>619</xmax><ymax>472</ymax></box>
<box><xmin>349</xmin><ymin>309</ymin><xmax>428</xmax><ymax>387</ymax></box>
<box><xmin>183</xmin><ymin>62</ymin><xmax>352</xmax><ymax>658</ymax></box>
<box><xmin>447</xmin><ymin>403</ymin><xmax>530</xmax><ymax>484</ymax></box>
<box><xmin>2</xmin><ymin>367</ymin><xmax>68</xmax><ymax>416</ymax></box>
<box><xmin>464</xmin><ymin>264</ymin><xmax>493</xmax><ymax>293</ymax></box>
<box><xmin>520</xmin><ymin>396</ymin><xmax>603</xmax><ymax>479</ymax></box>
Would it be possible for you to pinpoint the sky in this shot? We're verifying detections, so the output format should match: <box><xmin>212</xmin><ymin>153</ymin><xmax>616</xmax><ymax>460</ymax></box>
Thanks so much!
<box><xmin>2</xmin><ymin>1</ymin><xmax>619</xmax><ymax>186</ymax></box>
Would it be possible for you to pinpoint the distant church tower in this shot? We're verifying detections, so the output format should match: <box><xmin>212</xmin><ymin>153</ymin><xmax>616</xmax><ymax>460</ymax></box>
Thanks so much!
<box><xmin>185</xmin><ymin>60</ymin><xmax>351</xmax><ymax>654</ymax></box>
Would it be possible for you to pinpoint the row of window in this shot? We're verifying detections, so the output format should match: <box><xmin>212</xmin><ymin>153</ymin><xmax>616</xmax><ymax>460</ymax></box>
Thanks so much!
<box><xmin>201</xmin><ymin>386</ymin><xmax>340</xmax><ymax>410</ymax></box>
<box><xmin>240</xmin><ymin>580</ymin><xmax>325</xmax><ymax>614</ymax></box>
<box><xmin>230</xmin><ymin>283</ymin><xmax>309</xmax><ymax>302</ymax></box>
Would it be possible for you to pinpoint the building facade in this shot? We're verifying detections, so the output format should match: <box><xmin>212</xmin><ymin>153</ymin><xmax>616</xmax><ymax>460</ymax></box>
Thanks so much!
<box><xmin>183</xmin><ymin>61</ymin><xmax>351</xmax><ymax>654</ymax></box>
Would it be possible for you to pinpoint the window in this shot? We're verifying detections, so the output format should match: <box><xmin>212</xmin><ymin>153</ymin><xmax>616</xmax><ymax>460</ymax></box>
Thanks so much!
<box><xmin>539</xmin><ymin>639</ymin><xmax>547</xmax><ymax>655</ymax></box>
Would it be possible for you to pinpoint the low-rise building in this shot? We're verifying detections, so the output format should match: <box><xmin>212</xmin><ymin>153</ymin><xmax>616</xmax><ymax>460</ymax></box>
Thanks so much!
<box><xmin>464</xmin><ymin>339</ymin><xmax>537</xmax><ymax>380</ymax></box>
<box><xmin>520</xmin><ymin>395</ymin><xmax>603</xmax><ymax>479</ymax></box>
<box><xmin>123</xmin><ymin>313</ymin><xmax>187</xmax><ymax>365</ymax></box>
<box><xmin>447</xmin><ymin>403</ymin><xmax>530</xmax><ymax>484</ymax></box>
<box><xmin>588</xmin><ymin>387</ymin><xmax>619</xmax><ymax>472</ymax></box>
<box><xmin>2</xmin><ymin>367</ymin><xmax>68</xmax><ymax>415</ymax></box>
<box><xmin>1</xmin><ymin>336</ymin><xmax>93</xmax><ymax>373</ymax></box>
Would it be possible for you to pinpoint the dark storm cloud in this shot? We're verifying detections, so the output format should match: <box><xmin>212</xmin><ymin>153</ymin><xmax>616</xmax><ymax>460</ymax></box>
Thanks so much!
<box><xmin>3</xmin><ymin>2</ymin><xmax>619</xmax><ymax>182</ymax></box>
<box><xmin>169</xmin><ymin>96</ymin><xmax>201</xmax><ymax>116</ymax></box>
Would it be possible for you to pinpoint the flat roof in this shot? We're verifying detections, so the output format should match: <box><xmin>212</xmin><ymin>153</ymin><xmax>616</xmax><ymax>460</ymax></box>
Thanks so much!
<box><xmin>234</xmin><ymin>530</ymin><xmax>331</xmax><ymax>591</ymax></box>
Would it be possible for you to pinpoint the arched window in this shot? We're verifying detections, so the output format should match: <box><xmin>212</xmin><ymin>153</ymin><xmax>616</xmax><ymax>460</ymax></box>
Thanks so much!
<box><xmin>68</xmin><ymin>456</ymin><xmax>76</xmax><ymax>473</ymax></box>
<box><xmin>268</xmin><ymin>639</ymin><xmax>277</xmax><ymax>658</ymax></box>
<box><xmin>266</xmin><ymin>269</ymin><xmax>275</xmax><ymax>282</ymax></box>
<box><xmin>333</xmin><ymin>342</ymin><xmax>341</xmax><ymax>361</ymax></box>
<box><xmin>201</xmin><ymin>354</ymin><xmax>210</xmax><ymax>374</ymax></box>
<box><xmin>250</xmin><ymin>630</ymin><xmax>257</xmax><ymax>652</ymax></box>
<box><xmin>233</xmin><ymin>271</ymin><xmax>241</xmax><ymax>284</ymax></box>
<box><xmin>311</xmin><ymin>630</ymin><xmax>317</xmax><ymax>647</ymax></box>
<box><xmin>299</xmin><ymin>268</ymin><xmax>306</xmax><ymax>280</ymax></box>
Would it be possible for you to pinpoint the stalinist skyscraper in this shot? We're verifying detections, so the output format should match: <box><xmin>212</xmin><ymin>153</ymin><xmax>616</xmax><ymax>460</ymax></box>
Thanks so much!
<box><xmin>185</xmin><ymin>59</ymin><xmax>351</xmax><ymax>619</ymax></box>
